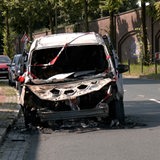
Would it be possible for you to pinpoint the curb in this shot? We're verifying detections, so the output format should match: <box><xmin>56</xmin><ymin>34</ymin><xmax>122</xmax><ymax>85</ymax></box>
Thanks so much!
<box><xmin>0</xmin><ymin>83</ymin><xmax>21</xmax><ymax>145</ymax></box>
<box><xmin>0</xmin><ymin>104</ymin><xmax>21</xmax><ymax>145</ymax></box>
<box><xmin>0</xmin><ymin>128</ymin><xmax>8</xmax><ymax>145</ymax></box>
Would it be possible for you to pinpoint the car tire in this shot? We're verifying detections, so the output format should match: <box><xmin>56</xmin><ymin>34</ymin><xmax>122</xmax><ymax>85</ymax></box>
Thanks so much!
<box><xmin>115</xmin><ymin>98</ymin><xmax>125</xmax><ymax>125</ymax></box>
<box><xmin>15</xmin><ymin>81</ymin><xmax>19</xmax><ymax>90</ymax></box>
<box><xmin>8</xmin><ymin>79</ymin><xmax>12</xmax><ymax>86</ymax></box>
<box><xmin>22</xmin><ymin>106</ymin><xmax>36</xmax><ymax>128</ymax></box>
<box><xmin>109</xmin><ymin>98</ymin><xmax>125</xmax><ymax>125</ymax></box>
<box><xmin>8</xmin><ymin>79</ymin><xmax>14</xmax><ymax>86</ymax></box>
<box><xmin>21</xmin><ymin>105</ymin><xmax>40</xmax><ymax>128</ymax></box>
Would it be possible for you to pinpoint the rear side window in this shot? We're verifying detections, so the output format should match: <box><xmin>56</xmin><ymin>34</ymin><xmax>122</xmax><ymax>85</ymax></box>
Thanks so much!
<box><xmin>0</xmin><ymin>56</ymin><xmax>10</xmax><ymax>63</ymax></box>
<box><xmin>12</xmin><ymin>55</ymin><xmax>21</xmax><ymax>64</ymax></box>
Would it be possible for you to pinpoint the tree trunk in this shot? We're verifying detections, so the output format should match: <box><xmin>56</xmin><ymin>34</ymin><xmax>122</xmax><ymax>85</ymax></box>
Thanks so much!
<box><xmin>141</xmin><ymin>1</ymin><xmax>149</xmax><ymax>65</ymax></box>
<box><xmin>5</xmin><ymin>9</ymin><xmax>11</xmax><ymax>56</ymax></box>
<box><xmin>28</xmin><ymin>17</ymin><xmax>33</xmax><ymax>41</ymax></box>
<box><xmin>54</xmin><ymin>3</ymin><xmax>58</xmax><ymax>34</ymax></box>
<box><xmin>49</xmin><ymin>14</ymin><xmax>54</xmax><ymax>34</ymax></box>
<box><xmin>109</xmin><ymin>11</ymin><xmax>116</xmax><ymax>48</ymax></box>
<box><xmin>48</xmin><ymin>1</ymin><xmax>54</xmax><ymax>34</ymax></box>
<box><xmin>83</xmin><ymin>0</ymin><xmax>89</xmax><ymax>32</ymax></box>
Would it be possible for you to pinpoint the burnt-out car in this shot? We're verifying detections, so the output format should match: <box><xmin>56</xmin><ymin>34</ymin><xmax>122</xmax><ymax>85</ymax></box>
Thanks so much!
<box><xmin>19</xmin><ymin>32</ymin><xmax>129</xmax><ymax>128</ymax></box>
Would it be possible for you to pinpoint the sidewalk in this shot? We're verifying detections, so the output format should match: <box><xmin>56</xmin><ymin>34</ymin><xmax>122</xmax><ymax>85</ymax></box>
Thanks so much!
<box><xmin>0</xmin><ymin>81</ymin><xmax>20</xmax><ymax>145</ymax></box>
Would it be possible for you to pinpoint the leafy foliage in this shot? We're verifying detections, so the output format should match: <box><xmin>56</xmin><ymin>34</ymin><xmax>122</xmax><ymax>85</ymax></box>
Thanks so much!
<box><xmin>153</xmin><ymin>1</ymin><xmax>160</xmax><ymax>20</ymax></box>
<box><xmin>100</xmin><ymin>0</ymin><xmax>125</xmax><ymax>13</ymax></box>
<box><xmin>0</xmin><ymin>0</ymin><xmax>160</xmax><ymax>56</ymax></box>
<box><xmin>0</xmin><ymin>11</ymin><xmax>4</xmax><ymax>54</ymax></box>
<box><xmin>119</xmin><ymin>0</ymin><xmax>139</xmax><ymax>12</ymax></box>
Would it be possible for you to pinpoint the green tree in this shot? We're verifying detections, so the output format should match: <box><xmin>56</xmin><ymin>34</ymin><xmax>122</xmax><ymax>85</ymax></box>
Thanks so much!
<box><xmin>11</xmin><ymin>0</ymin><xmax>41</xmax><ymax>40</ymax></box>
<box><xmin>141</xmin><ymin>0</ymin><xmax>148</xmax><ymax>64</ymax></box>
<box><xmin>155</xmin><ymin>1</ymin><xmax>160</xmax><ymax>19</ymax></box>
<box><xmin>82</xmin><ymin>0</ymin><xmax>100</xmax><ymax>31</ymax></box>
<box><xmin>135</xmin><ymin>0</ymin><xmax>159</xmax><ymax>65</ymax></box>
<box><xmin>59</xmin><ymin>0</ymin><xmax>100</xmax><ymax>32</ymax></box>
<box><xmin>140</xmin><ymin>0</ymin><xmax>156</xmax><ymax>65</ymax></box>
<box><xmin>150</xmin><ymin>1</ymin><xmax>160</xmax><ymax>21</ymax></box>
<box><xmin>37</xmin><ymin>0</ymin><xmax>60</xmax><ymax>34</ymax></box>
<box><xmin>0</xmin><ymin>9</ymin><xmax>4</xmax><ymax>54</ymax></box>
<box><xmin>119</xmin><ymin>0</ymin><xmax>139</xmax><ymax>12</ymax></box>
<box><xmin>1</xmin><ymin>0</ymin><xmax>13</xmax><ymax>57</ymax></box>
<box><xmin>1</xmin><ymin>0</ymin><xmax>41</xmax><ymax>56</ymax></box>
<box><xmin>100</xmin><ymin>0</ymin><xmax>125</xmax><ymax>47</ymax></box>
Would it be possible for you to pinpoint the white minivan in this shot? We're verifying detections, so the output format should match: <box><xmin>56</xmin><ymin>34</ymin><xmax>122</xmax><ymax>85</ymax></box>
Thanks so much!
<box><xmin>19</xmin><ymin>32</ymin><xmax>129</xmax><ymax>128</ymax></box>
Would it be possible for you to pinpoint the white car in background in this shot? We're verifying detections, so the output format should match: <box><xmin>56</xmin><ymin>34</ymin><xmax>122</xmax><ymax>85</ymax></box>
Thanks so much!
<box><xmin>18</xmin><ymin>32</ymin><xmax>129</xmax><ymax>128</ymax></box>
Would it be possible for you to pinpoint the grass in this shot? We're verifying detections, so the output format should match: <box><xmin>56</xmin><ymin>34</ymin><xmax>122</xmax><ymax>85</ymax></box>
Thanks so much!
<box><xmin>0</xmin><ymin>81</ymin><xmax>17</xmax><ymax>96</ymax></box>
<box><xmin>123</xmin><ymin>63</ymin><xmax>160</xmax><ymax>80</ymax></box>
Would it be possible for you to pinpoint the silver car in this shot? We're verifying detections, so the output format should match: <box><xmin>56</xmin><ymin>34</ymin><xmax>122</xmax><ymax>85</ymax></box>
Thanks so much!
<box><xmin>8</xmin><ymin>54</ymin><xmax>22</xmax><ymax>86</ymax></box>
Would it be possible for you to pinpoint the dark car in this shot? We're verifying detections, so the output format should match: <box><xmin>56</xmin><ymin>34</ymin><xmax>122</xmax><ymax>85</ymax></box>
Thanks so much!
<box><xmin>8</xmin><ymin>53</ymin><xmax>27</xmax><ymax>90</ymax></box>
<box><xmin>19</xmin><ymin>32</ymin><xmax>129</xmax><ymax>128</ymax></box>
<box><xmin>8</xmin><ymin>54</ymin><xmax>22</xmax><ymax>86</ymax></box>
<box><xmin>0</xmin><ymin>55</ymin><xmax>11</xmax><ymax>78</ymax></box>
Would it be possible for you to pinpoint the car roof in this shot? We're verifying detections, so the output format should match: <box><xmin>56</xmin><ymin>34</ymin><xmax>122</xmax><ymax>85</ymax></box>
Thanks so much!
<box><xmin>30</xmin><ymin>32</ymin><xmax>104</xmax><ymax>51</ymax></box>
<box><xmin>0</xmin><ymin>55</ymin><xmax>10</xmax><ymax>58</ymax></box>
<box><xmin>12</xmin><ymin>54</ymin><xmax>22</xmax><ymax>64</ymax></box>
<box><xmin>13</xmin><ymin>54</ymin><xmax>22</xmax><ymax>59</ymax></box>
<box><xmin>0</xmin><ymin>55</ymin><xmax>11</xmax><ymax>63</ymax></box>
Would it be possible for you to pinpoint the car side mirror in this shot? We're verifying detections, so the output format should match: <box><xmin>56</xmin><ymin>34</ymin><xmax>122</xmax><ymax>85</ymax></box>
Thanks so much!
<box><xmin>24</xmin><ymin>54</ymin><xmax>28</xmax><ymax>62</ymax></box>
<box><xmin>11</xmin><ymin>63</ymin><xmax>16</xmax><ymax>66</ymax></box>
<box><xmin>23</xmin><ymin>51</ymin><xmax>28</xmax><ymax>62</ymax></box>
<box><xmin>7</xmin><ymin>63</ymin><xmax>11</xmax><ymax>67</ymax></box>
<box><xmin>117</xmin><ymin>64</ymin><xmax>129</xmax><ymax>73</ymax></box>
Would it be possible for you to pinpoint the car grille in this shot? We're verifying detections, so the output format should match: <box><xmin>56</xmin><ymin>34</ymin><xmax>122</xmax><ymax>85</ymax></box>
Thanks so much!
<box><xmin>0</xmin><ymin>68</ymin><xmax>8</xmax><ymax>71</ymax></box>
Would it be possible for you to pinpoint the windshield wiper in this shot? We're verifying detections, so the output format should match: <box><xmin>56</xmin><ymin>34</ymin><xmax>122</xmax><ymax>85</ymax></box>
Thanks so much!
<box><xmin>31</xmin><ymin>72</ymin><xmax>75</xmax><ymax>84</ymax></box>
<box><xmin>46</xmin><ymin>72</ymin><xmax>75</xmax><ymax>81</ymax></box>
<box><xmin>73</xmin><ymin>70</ymin><xmax>96</xmax><ymax>78</ymax></box>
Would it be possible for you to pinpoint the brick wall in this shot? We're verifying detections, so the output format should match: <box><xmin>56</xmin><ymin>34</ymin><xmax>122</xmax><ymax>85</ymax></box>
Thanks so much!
<box><xmin>33</xmin><ymin>8</ymin><xmax>160</xmax><ymax>63</ymax></box>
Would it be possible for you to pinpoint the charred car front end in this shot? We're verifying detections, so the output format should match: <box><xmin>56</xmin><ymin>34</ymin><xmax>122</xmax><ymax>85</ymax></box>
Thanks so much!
<box><xmin>19</xmin><ymin>32</ymin><xmax>128</xmax><ymax>128</ymax></box>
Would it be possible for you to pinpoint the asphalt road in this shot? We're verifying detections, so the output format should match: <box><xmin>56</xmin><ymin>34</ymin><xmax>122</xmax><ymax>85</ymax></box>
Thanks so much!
<box><xmin>22</xmin><ymin>78</ymin><xmax>160</xmax><ymax>160</ymax></box>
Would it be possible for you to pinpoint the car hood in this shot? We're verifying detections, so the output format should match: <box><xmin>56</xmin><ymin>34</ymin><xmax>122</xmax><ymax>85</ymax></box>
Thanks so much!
<box><xmin>0</xmin><ymin>63</ymin><xmax>8</xmax><ymax>68</ymax></box>
<box><xmin>26</xmin><ymin>77</ymin><xmax>113</xmax><ymax>101</ymax></box>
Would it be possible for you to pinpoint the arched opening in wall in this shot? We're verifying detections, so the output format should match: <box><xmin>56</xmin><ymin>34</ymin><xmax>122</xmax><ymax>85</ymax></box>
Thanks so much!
<box><xmin>155</xmin><ymin>31</ymin><xmax>160</xmax><ymax>52</ymax></box>
<box><xmin>118</xmin><ymin>30</ymin><xmax>140</xmax><ymax>63</ymax></box>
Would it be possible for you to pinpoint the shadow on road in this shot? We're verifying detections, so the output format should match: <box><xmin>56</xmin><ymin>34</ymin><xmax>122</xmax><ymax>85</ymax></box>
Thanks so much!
<box><xmin>123</xmin><ymin>77</ymin><xmax>160</xmax><ymax>85</ymax></box>
<box><xmin>124</xmin><ymin>100</ymin><xmax>160</xmax><ymax>129</ymax></box>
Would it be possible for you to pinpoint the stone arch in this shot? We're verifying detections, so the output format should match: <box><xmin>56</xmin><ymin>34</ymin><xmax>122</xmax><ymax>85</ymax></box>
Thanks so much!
<box><xmin>118</xmin><ymin>30</ymin><xmax>139</xmax><ymax>63</ymax></box>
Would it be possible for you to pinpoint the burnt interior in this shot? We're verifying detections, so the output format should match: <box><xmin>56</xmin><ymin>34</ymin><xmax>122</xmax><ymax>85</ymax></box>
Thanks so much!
<box><xmin>31</xmin><ymin>45</ymin><xmax>108</xmax><ymax>79</ymax></box>
<box><xmin>25</xmin><ymin>84</ymin><xmax>111</xmax><ymax>111</ymax></box>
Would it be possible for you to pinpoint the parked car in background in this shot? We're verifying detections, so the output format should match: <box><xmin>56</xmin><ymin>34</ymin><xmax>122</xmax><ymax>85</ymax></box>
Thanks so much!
<box><xmin>16</xmin><ymin>53</ymin><xmax>28</xmax><ymax>93</ymax></box>
<box><xmin>8</xmin><ymin>53</ymin><xmax>27</xmax><ymax>89</ymax></box>
<box><xmin>8</xmin><ymin>54</ymin><xmax>22</xmax><ymax>86</ymax></box>
<box><xmin>0</xmin><ymin>55</ymin><xmax>11</xmax><ymax>78</ymax></box>
<box><xmin>18</xmin><ymin>32</ymin><xmax>129</xmax><ymax>128</ymax></box>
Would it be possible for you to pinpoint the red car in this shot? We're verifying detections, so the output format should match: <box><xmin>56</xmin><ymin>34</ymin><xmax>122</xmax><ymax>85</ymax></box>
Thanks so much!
<box><xmin>0</xmin><ymin>55</ymin><xmax>11</xmax><ymax>78</ymax></box>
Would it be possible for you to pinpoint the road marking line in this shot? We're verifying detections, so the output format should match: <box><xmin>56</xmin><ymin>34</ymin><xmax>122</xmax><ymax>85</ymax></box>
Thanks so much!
<box><xmin>138</xmin><ymin>95</ymin><xmax>145</xmax><ymax>97</ymax></box>
<box><xmin>149</xmin><ymin>99</ymin><xmax>160</xmax><ymax>104</ymax></box>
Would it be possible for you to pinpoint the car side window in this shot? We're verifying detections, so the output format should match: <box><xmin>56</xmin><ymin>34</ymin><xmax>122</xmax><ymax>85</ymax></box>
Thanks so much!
<box><xmin>12</xmin><ymin>57</ymin><xmax>15</xmax><ymax>64</ymax></box>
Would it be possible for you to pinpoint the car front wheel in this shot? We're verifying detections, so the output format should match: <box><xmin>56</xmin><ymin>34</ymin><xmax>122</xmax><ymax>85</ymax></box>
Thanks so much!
<box><xmin>109</xmin><ymin>98</ymin><xmax>125</xmax><ymax>125</ymax></box>
<box><xmin>21</xmin><ymin>106</ymin><xmax>39</xmax><ymax>128</ymax></box>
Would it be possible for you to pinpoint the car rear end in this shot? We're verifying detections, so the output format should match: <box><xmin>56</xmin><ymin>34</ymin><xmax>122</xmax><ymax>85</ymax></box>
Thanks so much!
<box><xmin>0</xmin><ymin>55</ymin><xmax>11</xmax><ymax>78</ymax></box>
